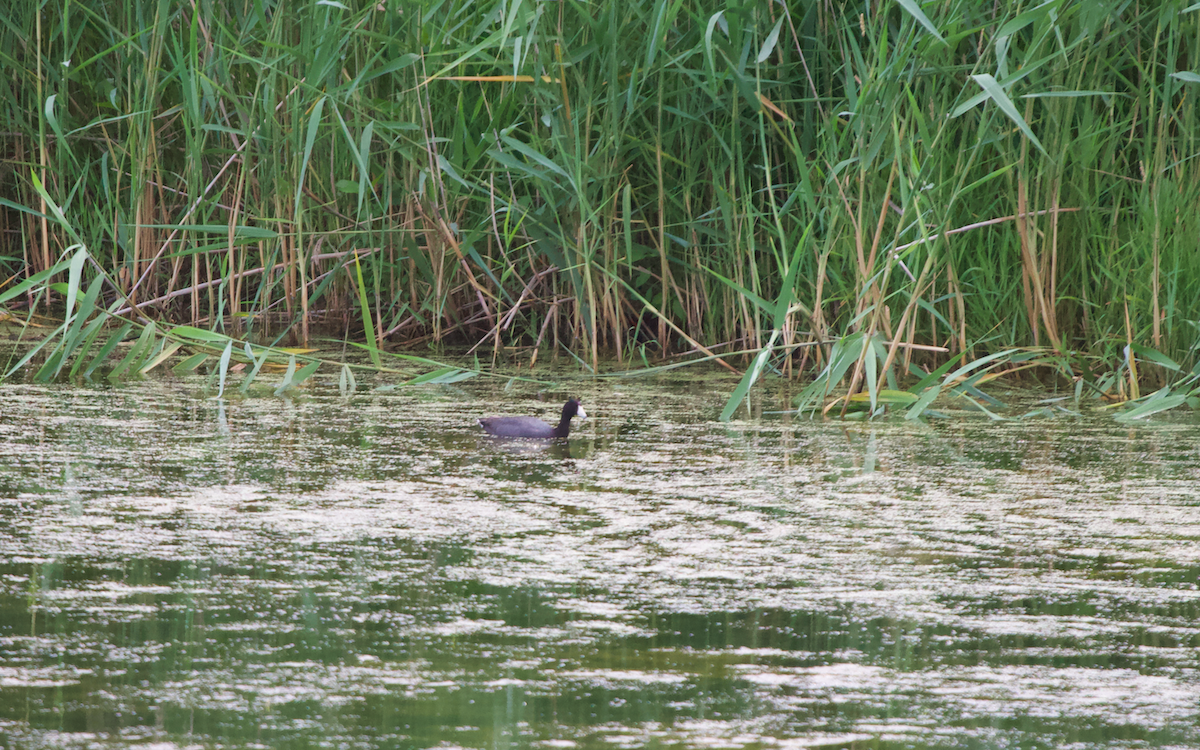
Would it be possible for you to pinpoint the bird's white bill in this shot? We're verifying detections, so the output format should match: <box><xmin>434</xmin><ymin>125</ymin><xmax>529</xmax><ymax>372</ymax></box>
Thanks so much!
<box><xmin>577</xmin><ymin>405</ymin><xmax>587</xmax><ymax>420</ymax></box>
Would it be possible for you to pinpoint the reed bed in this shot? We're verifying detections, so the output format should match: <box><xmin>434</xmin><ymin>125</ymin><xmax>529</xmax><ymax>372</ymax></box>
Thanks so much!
<box><xmin>1</xmin><ymin>0</ymin><xmax>1199</xmax><ymax>415</ymax></box>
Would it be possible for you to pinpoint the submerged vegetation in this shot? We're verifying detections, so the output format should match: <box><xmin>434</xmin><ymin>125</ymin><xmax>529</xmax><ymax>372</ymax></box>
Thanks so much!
<box><xmin>1</xmin><ymin>0</ymin><xmax>1200</xmax><ymax>418</ymax></box>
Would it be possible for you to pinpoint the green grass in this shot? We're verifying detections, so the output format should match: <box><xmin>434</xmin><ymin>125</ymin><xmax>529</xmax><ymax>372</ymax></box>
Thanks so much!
<box><xmin>1</xmin><ymin>0</ymin><xmax>1199</xmax><ymax>418</ymax></box>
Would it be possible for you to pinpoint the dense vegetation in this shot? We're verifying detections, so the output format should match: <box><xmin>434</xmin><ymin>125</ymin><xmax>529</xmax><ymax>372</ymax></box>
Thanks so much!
<box><xmin>1</xmin><ymin>0</ymin><xmax>1199</xmax><ymax>417</ymax></box>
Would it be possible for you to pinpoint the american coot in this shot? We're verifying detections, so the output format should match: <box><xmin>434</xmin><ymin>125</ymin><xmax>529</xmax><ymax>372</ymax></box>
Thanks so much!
<box><xmin>478</xmin><ymin>399</ymin><xmax>587</xmax><ymax>439</ymax></box>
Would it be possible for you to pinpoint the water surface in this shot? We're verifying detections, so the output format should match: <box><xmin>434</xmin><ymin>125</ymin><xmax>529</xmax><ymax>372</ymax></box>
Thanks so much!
<box><xmin>1</xmin><ymin>373</ymin><xmax>1198</xmax><ymax>749</ymax></box>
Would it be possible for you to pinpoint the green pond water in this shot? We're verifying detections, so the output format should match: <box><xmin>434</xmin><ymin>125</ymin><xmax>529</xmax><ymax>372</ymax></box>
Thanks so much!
<box><xmin>1</xmin><ymin>372</ymin><xmax>1199</xmax><ymax>749</ymax></box>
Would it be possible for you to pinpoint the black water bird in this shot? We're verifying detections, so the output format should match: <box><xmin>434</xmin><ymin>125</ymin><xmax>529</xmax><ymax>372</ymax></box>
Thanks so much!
<box><xmin>478</xmin><ymin>399</ymin><xmax>587</xmax><ymax>439</ymax></box>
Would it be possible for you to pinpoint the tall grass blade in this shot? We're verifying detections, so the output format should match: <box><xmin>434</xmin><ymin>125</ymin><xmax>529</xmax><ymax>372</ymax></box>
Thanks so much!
<box><xmin>406</xmin><ymin>367</ymin><xmax>478</xmax><ymax>385</ymax></box>
<box><xmin>215</xmin><ymin>339</ymin><xmax>233</xmax><ymax>398</ymax></box>
<box><xmin>83</xmin><ymin>323</ymin><xmax>134</xmax><ymax>379</ymax></box>
<box><xmin>895</xmin><ymin>0</ymin><xmax>947</xmax><ymax>42</ymax></box>
<box><xmin>239</xmin><ymin>343</ymin><xmax>269</xmax><ymax>394</ymax></box>
<box><xmin>173</xmin><ymin>353</ymin><xmax>209</xmax><ymax>373</ymax></box>
<box><xmin>353</xmin><ymin>252</ymin><xmax>381</xmax><ymax>368</ymax></box>
<box><xmin>108</xmin><ymin>323</ymin><xmax>158</xmax><ymax>382</ymax></box>
<box><xmin>967</xmin><ymin>74</ymin><xmax>1047</xmax><ymax>156</ymax></box>
<box><xmin>720</xmin><ymin>330</ymin><xmax>779</xmax><ymax>422</ymax></box>
<box><xmin>339</xmin><ymin>363</ymin><xmax>356</xmax><ymax>397</ymax></box>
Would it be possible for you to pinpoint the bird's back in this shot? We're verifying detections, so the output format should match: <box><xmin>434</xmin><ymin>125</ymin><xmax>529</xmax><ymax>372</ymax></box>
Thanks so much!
<box><xmin>478</xmin><ymin>416</ymin><xmax>556</xmax><ymax>438</ymax></box>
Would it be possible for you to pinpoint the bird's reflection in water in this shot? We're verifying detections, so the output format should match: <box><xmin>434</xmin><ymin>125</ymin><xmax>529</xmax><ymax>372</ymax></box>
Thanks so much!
<box><xmin>478</xmin><ymin>436</ymin><xmax>599</xmax><ymax>461</ymax></box>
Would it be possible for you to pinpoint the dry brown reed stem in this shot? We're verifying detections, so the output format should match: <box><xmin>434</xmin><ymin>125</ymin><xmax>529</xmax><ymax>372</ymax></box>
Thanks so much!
<box><xmin>1049</xmin><ymin>177</ymin><xmax>1061</xmax><ymax>341</ymax></box>
<box><xmin>529</xmin><ymin>300</ymin><xmax>562</xmax><ymax>368</ymax></box>
<box><xmin>889</xmin><ymin>207</ymin><xmax>1081</xmax><ymax>254</ymax></box>
<box><xmin>865</xmin><ymin>158</ymin><xmax>900</xmax><ymax>306</ymax></box>
<box><xmin>299</xmin><ymin>233</ymin><xmax>315</xmax><ymax>346</ymax></box>
<box><xmin>888</xmin><ymin>341</ymin><xmax>948</xmax><ymax>352</ymax></box>
<box><xmin>1016</xmin><ymin>180</ymin><xmax>1060</xmax><ymax>349</ymax></box>
<box><xmin>660</xmin><ymin>317</ymin><xmax>742</xmax><ymax>375</ymax></box>
<box><xmin>111</xmin><ymin>248</ymin><xmax>380</xmax><ymax>317</ymax></box>
<box><xmin>1150</xmin><ymin>163</ymin><xmax>1162</xmax><ymax>350</ymax></box>
<box><xmin>229</xmin><ymin>164</ymin><xmax>249</xmax><ymax>329</ymax></box>
<box><xmin>1123</xmin><ymin>299</ymin><xmax>1138</xmax><ymax>400</ymax></box>
<box><xmin>946</xmin><ymin>260</ymin><xmax>967</xmax><ymax>354</ymax></box>
<box><xmin>467</xmin><ymin>265</ymin><xmax>559</xmax><ymax>356</ymax></box>
<box><xmin>616</xmin><ymin>261</ymin><xmax>744</xmax><ymax>375</ymax></box>
<box><xmin>415</xmin><ymin>202</ymin><xmax>495</xmax><ymax>320</ymax></box>
<box><xmin>874</xmin><ymin>250</ymin><xmax>941</xmax><ymax>397</ymax></box>
<box><xmin>811</xmin><ymin>236</ymin><xmax>831</xmax><ymax>349</ymax></box>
